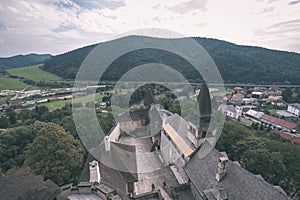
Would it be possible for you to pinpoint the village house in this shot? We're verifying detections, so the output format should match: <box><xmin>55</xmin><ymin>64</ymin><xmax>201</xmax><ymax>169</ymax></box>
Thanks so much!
<box><xmin>219</xmin><ymin>105</ymin><xmax>241</xmax><ymax>119</ymax></box>
<box><xmin>229</xmin><ymin>93</ymin><xmax>244</xmax><ymax>104</ymax></box>
<box><xmin>276</xmin><ymin>110</ymin><xmax>298</xmax><ymax>122</ymax></box>
<box><xmin>287</xmin><ymin>103</ymin><xmax>300</xmax><ymax>117</ymax></box>
<box><xmin>0</xmin><ymin>82</ymin><xmax>291</xmax><ymax>200</ymax></box>
<box><xmin>260</xmin><ymin>114</ymin><xmax>298</xmax><ymax>133</ymax></box>
<box><xmin>233</xmin><ymin>86</ymin><xmax>243</xmax><ymax>92</ymax></box>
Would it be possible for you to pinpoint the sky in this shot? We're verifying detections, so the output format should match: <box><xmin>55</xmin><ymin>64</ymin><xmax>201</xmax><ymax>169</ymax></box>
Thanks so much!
<box><xmin>0</xmin><ymin>0</ymin><xmax>299</xmax><ymax>57</ymax></box>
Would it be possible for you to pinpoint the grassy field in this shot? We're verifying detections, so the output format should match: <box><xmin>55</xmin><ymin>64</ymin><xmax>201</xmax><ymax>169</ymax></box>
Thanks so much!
<box><xmin>7</xmin><ymin>64</ymin><xmax>62</xmax><ymax>81</ymax></box>
<box><xmin>268</xmin><ymin>109</ymin><xmax>277</xmax><ymax>116</ymax></box>
<box><xmin>0</xmin><ymin>77</ymin><xmax>32</xmax><ymax>90</ymax></box>
<box><xmin>38</xmin><ymin>93</ymin><xmax>105</xmax><ymax>112</ymax></box>
<box><xmin>39</xmin><ymin>99</ymin><xmax>71</xmax><ymax>112</ymax></box>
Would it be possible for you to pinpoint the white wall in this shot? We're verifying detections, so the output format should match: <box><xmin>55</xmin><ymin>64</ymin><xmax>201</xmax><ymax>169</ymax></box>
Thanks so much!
<box><xmin>109</xmin><ymin>124</ymin><xmax>121</xmax><ymax>142</ymax></box>
<box><xmin>287</xmin><ymin>105</ymin><xmax>300</xmax><ymax>116</ymax></box>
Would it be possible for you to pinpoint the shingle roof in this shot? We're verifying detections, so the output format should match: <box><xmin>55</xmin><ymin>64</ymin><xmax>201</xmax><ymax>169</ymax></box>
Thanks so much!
<box><xmin>67</xmin><ymin>193</ymin><xmax>104</xmax><ymax>200</ymax></box>
<box><xmin>170</xmin><ymin>184</ymin><xmax>195</xmax><ymax>200</ymax></box>
<box><xmin>184</xmin><ymin>142</ymin><xmax>288</xmax><ymax>200</ymax></box>
<box><xmin>0</xmin><ymin>171</ymin><xmax>60</xmax><ymax>200</ymax></box>
<box><xmin>80</xmin><ymin>141</ymin><xmax>138</xmax><ymax>200</ymax></box>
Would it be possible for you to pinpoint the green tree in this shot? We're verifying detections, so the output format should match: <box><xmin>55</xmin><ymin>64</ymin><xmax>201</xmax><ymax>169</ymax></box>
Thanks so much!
<box><xmin>0</xmin><ymin>126</ymin><xmax>35</xmax><ymax>172</ymax></box>
<box><xmin>241</xmin><ymin>149</ymin><xmax>286</xmax><ymax>185</ymax></box>
<box><xmin>25</xmin><ymin>123</ymin><xmax>83</xmax><ymax>185</ymax></box>
<box><xmin>282</xmin><ymin>88</ymin><xmax>293</xmax><ymax>103</ymax></box>
<box><xmin>0</xmin><ymin>116</ymin><xmax>9</xmax><ymax>128</ymax></box>
<box><xmin>6</xmin><ymin>108</ymin><xmax>17</xmax><ymax>125</ymax></box>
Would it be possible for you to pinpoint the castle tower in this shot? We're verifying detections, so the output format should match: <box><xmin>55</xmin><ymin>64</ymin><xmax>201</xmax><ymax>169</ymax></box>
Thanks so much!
<box><xmin>197</xmin><ymin>80</ymin><xmax>212</xmax><ymax>138</ymax></box>
<box><xmin>144</xmin><ymin>89</ymin><xmax>157</xmax><ymax>108</ymax></box>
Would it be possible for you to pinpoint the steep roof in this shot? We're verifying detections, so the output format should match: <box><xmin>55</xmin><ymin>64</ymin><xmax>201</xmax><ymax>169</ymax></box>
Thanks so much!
<box><xmin>165</xmin><ymin>113</ymin><xmax>196</xmax><ymax>150</ymax></box>
<box><xmin>117</xmin><ymin>109</ymin><xmax>149</xmax><ymax>123</ymax></box>
<box><xmin>0</xmin><ymin>171</ymin><xmax>60</xmax><ymax>200</ymax></box>
<box><xmin>80</xmin><ymin>142</ymin><xmax>138</xmax><ymax>200</ymax></box>
<box><xmin>184</xmin><ymin>142</ymin><xmax>288</xmax><ymax>200</ymax></box>
<box><xmin>197</xmin><ymin>81</ymin><xmax>212</xmax><ymax>118</ymax></box>
<box><xmin>230</xmin><ymin>93</ymin><xmax>244</xmax><ymax>102</ymax></box>
<box><xmin>163</xmin><ymin>123</ymin><xmax>194</xmax><ymax>157</ymax></box>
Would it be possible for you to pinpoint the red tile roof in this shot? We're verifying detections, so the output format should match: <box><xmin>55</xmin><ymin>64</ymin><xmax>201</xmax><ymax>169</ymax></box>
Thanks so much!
<box><xmin>261</xmin><ymin>114</ymin><xmax>298</xmax><ymax>130</ymax></box>
<box><xmin>274</xmin><ymin>130</ymin><xmax>300</xmax><ymax>144</ymax></box>
<box><xmin>234</xmin><ymin>87</ymin><xmax>243</xmax><ymax>91</ymax></box>
<box><xmin>231</xmin><ymin>93</ymin><xmax>244</xmax><ymax>102</ymax></box>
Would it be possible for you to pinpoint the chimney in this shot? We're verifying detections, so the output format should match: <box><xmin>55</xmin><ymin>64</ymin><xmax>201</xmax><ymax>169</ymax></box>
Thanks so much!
<box><xmin>89</xmin><ymin>160</ymin><xmax>100</xmax><ymax>183</ymax></box>
<box><xmin>216</xmin><ymin>156</ymin><xmax>228</xmax><ymax>182</ymax></box>
<box><xmin>104</xmin><ymin>135</ymin><xmax>110</xmax><ymax>151</ymax></box>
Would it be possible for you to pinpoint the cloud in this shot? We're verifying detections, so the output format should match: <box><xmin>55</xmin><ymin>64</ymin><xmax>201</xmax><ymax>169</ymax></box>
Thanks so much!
<box><xmin>253</xmin><ymin>18</ymin><xmax>300</xmax><ymax>52</ymax></box>
<box><xmin>268</xmin><ymin>19</ymin><xmax>300</xmax><ymax>29</ymax></box>
<box><xmin>289</xmin><ymin>0</ymin><xmax>300</xmax><ymax>5</ymax></box>
<box><xmin>0</xmin><ymin>0</ymin><xmax>300</xmax><ymax>56</ymax></box>
<box><xmin>257</xmin><ymin>6</ymin><xmax>274</xmax><ymax>14</ymax></box>
<box><xmin>72</xmin><ymin>0</ymin><xmax>125</xmax><ymax>10</ymax></box>
<box><xmin>167</xmin><ymin>0</ymin><xmax>209</xmax><ymax>14</ymax></box>
<box><xmin>52</xmin><ymin>22</ymin><xmax>79</xmax><ymax>33</ymax></box>
<box><xmin>0</xmin><ymin>24</ymin><xmax>6</xmax><ymax>32</ymax></box>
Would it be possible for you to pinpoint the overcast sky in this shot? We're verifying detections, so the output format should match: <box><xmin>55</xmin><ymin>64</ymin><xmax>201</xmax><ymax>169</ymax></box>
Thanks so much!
<box><xmin>0</xmin><ymin>0</ymin><xmax>299</xmax><ymax>57</ymax></box>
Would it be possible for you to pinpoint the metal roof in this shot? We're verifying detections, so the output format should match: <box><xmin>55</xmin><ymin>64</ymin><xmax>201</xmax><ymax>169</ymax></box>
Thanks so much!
<box><xmin>261</xmin><ymin>114</ymin><xmax>298</xmax><ymax>130</ymax></box>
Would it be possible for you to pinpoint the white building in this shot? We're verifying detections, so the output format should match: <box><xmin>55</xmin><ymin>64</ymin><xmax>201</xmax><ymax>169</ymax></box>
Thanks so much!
<box><xmin>219</xmin><ymin>105</ymin><xmax>240</xmax><ymax>119</ymax></box>
<box><xmin>287</xmin><ymin>103</ymin><xmax>300</xmax><ymax>117</ymax></box>
<box><xmin>245</xmin><ymin>109</ymin><xmax>264</xmax><ymax>119</ymax></box>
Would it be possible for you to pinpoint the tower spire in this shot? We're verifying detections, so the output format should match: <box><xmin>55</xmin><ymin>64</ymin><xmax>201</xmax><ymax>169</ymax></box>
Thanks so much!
<box><xmin>197</xmin><ymin>71</ymin><xmax>212</xmax><ymax>138</ymax></box>
<box><xmin>205</xmin><ymin>68</ymin><xmax>208</xmax><ymax>82</ymax></box>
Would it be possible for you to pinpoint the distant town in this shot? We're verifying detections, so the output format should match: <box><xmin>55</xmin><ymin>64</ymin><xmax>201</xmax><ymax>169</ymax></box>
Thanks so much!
<box><xmin>1</xmin><ymin>83</ymin><xmax>299</xmax><ymax>144</ymax></box>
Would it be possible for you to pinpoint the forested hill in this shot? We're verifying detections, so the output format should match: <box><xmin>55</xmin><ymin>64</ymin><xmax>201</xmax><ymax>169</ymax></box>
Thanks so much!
<box><xmin>42</xmin><ymin>37</ymin><xmax>300</xmax><ymax>84</ymax></box>
<box><xmin>0</xmin><ymin>53</ymin><xmax>51</xmax><ymax>71</ymax></box>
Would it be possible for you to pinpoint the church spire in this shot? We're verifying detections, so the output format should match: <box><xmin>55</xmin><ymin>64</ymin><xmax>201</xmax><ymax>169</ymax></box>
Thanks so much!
<box><xmin>197</xmin><ymin>81</ymin><xmax>212</xmax><ymax>118</ymax></box>
<box><xmin>197</xmin><ymin>75</ymin><xmax>212</xmax><ymax>138</ymax></box>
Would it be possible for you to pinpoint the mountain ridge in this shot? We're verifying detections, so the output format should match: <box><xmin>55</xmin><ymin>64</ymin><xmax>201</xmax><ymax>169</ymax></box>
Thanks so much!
<box><xmin>7</xmin><ymin>36</ymin><xmax>300</xmax><ymax>84</ymax></box>
<box><xmin>0</xmin><ymin>53</ymin><xmax>52</xmax><ymax>71</ymax></box>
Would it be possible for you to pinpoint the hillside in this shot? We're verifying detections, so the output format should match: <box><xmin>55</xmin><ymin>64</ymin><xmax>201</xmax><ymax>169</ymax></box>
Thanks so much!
<box><xmin>43</xmin><ymin>44</ymin><xmax>96</xmax><ymax>80</ymax></box>
<box><xmin>7</xmin><ymin>64</ymin><xmax>62</xmax><ymax>81</ymax></box>
<box><xmin>42</xmin><ymin>37</ymin><xmax>300</xmax><ymax>84</ymax></box>
<box><xmin>0</xmin><ymin>77</ymin><xmax>32</xmax><ymax>90</ymax></box>
<box><xmin>0</xmin><ymin>53</ymin><xmax>51</xmax><ymax>71</ymax></box>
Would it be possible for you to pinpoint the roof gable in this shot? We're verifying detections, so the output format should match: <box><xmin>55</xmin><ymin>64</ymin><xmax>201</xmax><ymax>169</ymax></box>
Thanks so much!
<box><xmin>184</xmin><ymin>143</ymin><xmax>288</xmax><ymax>200</ymax></box>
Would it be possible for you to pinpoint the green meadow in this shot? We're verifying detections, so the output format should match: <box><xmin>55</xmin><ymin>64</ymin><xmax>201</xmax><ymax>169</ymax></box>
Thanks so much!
<box><xmin>0</xmin><ymin>77</ymin><xmax>31</xmax><ymax>90</ymax></box>
<box><xmin>7</xmin><ymin>64</ymin><xmax>62</xmax><ymax>81</ymax></box>
<box><xmin>38</xmin><ymin>93</ymin><xmax>105</xmax><ymax>112</ymax></box>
